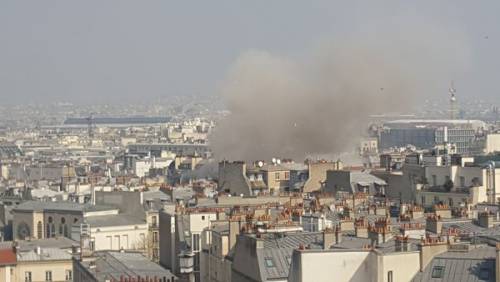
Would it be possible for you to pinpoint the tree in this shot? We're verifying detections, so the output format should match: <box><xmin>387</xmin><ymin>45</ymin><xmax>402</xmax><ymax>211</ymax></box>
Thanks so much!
<box><xmin>443</xmin><ymin>180</ymin><xmax>454</xmax><ymax>192</ymax></box>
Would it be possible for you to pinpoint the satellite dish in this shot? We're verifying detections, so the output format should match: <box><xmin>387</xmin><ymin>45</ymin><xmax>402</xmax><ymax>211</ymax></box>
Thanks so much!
<box><xmin>276</xmin><ymin>159</ymin><xmax>281</xmax><ymax>165</ymax></box>
<box><xmin>272</xmin><ymin>158</ymin><xmax>277</xmax><ymax>164</ymax></box>
<box><xmin>258</xmin><ymin>161</ymin><xmax>264</xmax><ymax>167</ymax></box>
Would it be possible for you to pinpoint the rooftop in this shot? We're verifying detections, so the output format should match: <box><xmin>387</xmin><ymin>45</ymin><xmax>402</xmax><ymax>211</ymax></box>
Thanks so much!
<box><xmin>85</xmin><ymin>214</ymin><xmax>147</xmax><ymax>228</ymax></box>
<box><xmin>13</xmin><ymin>200</ymin><xmax>116</xmax><ymax>213</ymax></box>
<box><xmin>79</xmin><ymin>251</ymin><xmax>176</xmax><ymax>281</ymax></box>
<box><xmin>412</xmin><ymin>245</ymin><xmax>496</xmax><ymax>282</ymax></box>
<box><xmin>0</xmin><ymin>248</ymin><xmax>16</xmax><ymax>266</ymax></box>
<box><xmin>0</xmin><ymin>237</ymin><xmax>77</xmax><ymax>251</ymax></box>
<box><xmin>17</xmin><ymin>247</ymin><xmax>72</xmax><ymax>262</ymax></box>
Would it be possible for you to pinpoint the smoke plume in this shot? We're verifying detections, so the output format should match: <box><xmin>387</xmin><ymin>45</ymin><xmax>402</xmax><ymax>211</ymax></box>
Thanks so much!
<box><xmin>210</xmin><ymin>30</ymin><xmax>469</xmax><ymax>161</ymax></box>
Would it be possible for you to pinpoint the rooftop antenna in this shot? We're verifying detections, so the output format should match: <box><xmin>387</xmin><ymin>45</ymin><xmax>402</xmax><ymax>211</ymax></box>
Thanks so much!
<box><xmin>449</xmin><ymin>81</ymin><xmax>458</xmax><ymax>120</ymax></box>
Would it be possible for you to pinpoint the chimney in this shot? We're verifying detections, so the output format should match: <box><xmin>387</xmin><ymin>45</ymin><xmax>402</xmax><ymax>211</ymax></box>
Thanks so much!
<box><xmin>256</xmin><ymin>238</ymin><xmax>264</xmax><ymax>249</ymax></box>
<box><xmin>323</xmin><ymin>228</ymin><xmax>335</xmax><ymax>250</ymax></box>
<box><xmin>478</xmin><ymin>212</ymin><xmax>494</xmax><ymax>228</ymax></box>
<box><xmin>335</xmin><ymin>225</ymin><xmax>342</xmax><ymax>244</ymax></box>
<box><xmin>419</xmin><ymin>237</ymin><xmax>449</xmax><ymax>272</ymax></box>
<box><xmin>355</xmin><ymin>218</ymin><xmax>369</xmax><ymax>238</ymax></box>
<box><xmin>395</xmin><ymin>236</ymin><xmax>410</xmax><ymax>252</ymax></box>
<box><xmin>426</xmin><ymin>215</ymin><xmax>442</xmax><ymax>234</ymax></box>
<box><xmin>496</xmin><ymin>243</ymin><xmax>500</xmax><ymax>282</ymax></box>
<box><xmin>229</xmin><ymin>219</ymin><xmax>242</xmax><ymax>251</ymax></box>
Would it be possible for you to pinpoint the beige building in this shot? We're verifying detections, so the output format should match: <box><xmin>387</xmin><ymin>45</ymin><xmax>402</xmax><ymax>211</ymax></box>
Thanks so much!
<box><xmin>301</xmin><ymin>160</ymin><xmax>343</xmax><ymax>193</ymax></box>
<box><xmin>416</xmin><ymin>162</ymin><xmax>500</xmax><ymax>207</ymax></box>
<box><xmin>289</xmin><ymin>247</ymin><xmax>419</xmax><ymax>282</ymax></box>
<box><xmin>472</xmin><ymin>133</ymin><xmax>500</xmax><ymax>154</ymax></box>
<box><xmin>12</xmin><ymin>201</ymin><xmax>88</xmax><ymax>241</ymax></box>
<box><xmin>200</xmin><ymin>223</ymin><xmax>233</xmax><ymax>282</ymax></box>
<box><xmin>15</xmin><ymin>247</ymin><xmax>74</xmax><ymax>282</ymax></box>
<box><xmin>159</xmin><ymin>207</ymin><xmax>217</xmax><ymax>282</ymax></box>
<box><xmin>0</xmin><ymin>238</ymin><xmax>76</xmax><ymax>282</ymax></box>
<box><xmin>218</xmin><ymin>161</ymin><xmax>292</xmax><ymax>196</ymax></box>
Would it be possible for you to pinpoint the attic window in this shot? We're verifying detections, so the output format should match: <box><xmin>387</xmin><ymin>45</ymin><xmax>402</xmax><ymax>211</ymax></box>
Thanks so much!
<box><xmin>480</xmin><ymin>268</ymin><xmax>491</xmax><ymax>280</ymax></box>
<box><xmin>431</xmin><ymin>266</ymin><xmax>445</xmax><ymax>278</ymax></box>
<box><xmin>265</xmin><ymin>258</ymin><xmax>275</xmax><ymax>268</ymax></box>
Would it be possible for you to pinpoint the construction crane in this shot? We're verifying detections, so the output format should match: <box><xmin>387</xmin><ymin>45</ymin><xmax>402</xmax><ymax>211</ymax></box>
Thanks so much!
<box><xmin>86</xmin><ymin>113</ymin><xmax>96</xmax><ymax>138</ymax></box>
<box><xmin>449</xmin><ymin>81</ymin><xmax>458</xmax><ymax>120</ymax></box>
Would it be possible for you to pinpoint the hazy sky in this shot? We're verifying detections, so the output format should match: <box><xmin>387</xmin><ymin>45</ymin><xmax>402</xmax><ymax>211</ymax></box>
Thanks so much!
<box><xmin>1</xmin><ymin>1</ymin><xmax>500</xmax><ymax>105</ymax></box>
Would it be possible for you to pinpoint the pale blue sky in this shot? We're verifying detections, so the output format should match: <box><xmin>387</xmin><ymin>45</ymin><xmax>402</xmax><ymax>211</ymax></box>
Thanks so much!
<box><xmin>1</xmin><ymin>1</ymin><xmax>499</xmax><ymax>104</ymax></box>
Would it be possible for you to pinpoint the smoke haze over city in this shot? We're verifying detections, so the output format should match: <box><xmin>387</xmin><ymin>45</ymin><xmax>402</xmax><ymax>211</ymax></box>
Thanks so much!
<box><xmin>210</xmin><ymin>27</ymin><xmax>470</xmax><ymax>160</ymax></box>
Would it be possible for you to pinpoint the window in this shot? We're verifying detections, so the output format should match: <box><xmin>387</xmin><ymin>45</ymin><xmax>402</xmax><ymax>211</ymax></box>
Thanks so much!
<box><xmin>25</xmin><ymin>272</ymin><xmax>32</xmax><ymax>282</ymax></box>
<box><xmin>122</xmin><ymin>235</ymin><xmax>129</xmax><ymax>249</ymax></box>
<box><xmin>460</xmin><ymin>176</ymin><xmax>465</xmax><ymax>187</ymax></box>
<box><xmin>275</xmin><ymin>172</ymin><xmax>280</xmax><ymax>180</ymax></box>
<box><xmin>46</xmin><ymin>217</ymin><xmax>55</xmax><ymax>238</ymax></box>
<box><xmin>115</xmin><ymin>235</ymin><xmax>121</xmax><ymax>250</ymax></box>
<box><xmin>284</xmin><ymin>171</ymin><xmax>290</xmax><ymax>180</ymax></box>
<box><xmin>193</xmin><ymin>233</ymin><xmax>200</xmax><ymax>251</ymax></box>
<box><xmin>153</xmin><ymin>231</ymin><xmax>158</xmax><ymax>243</ymax></box>
<box><xmin>37</xmin><ymin>221</ymin><xmax>43</xmax><ymax>239</ymax></box>
<box><xmin>194</xmin><ymin>253</ymin><xmax>201</xmax><ymax>271</ymax></box>
<box><xmin>265</xmin><ymin>258</ymin><xmax>275</xmax><ymax>268</ymax></box>
<box><xmin>479</xmin><ymin>268</ymin><xmax>491</xmax><ymax>280</ymax></box>
<box><xmin>387</xmin><ymin>271</ymin><xmax>393</xmax><ymax>282</ymax></box>
<box><xmin>421</xmin><ymin>196</ymin><xmax>426</xmax><ymax>205</ymax></box>
<box><xmin>431</xmin><ymin>266</ymin><xmax>445</xmax><ymax>278</ymax></box>
<box><xmin>201</xmin><ymin>216</ymin><xmax>205</xmax><ymax>220</ymax></box>
<box><xmin>45</xmin><ymin>271</ymin><xmax>52</xmax><ymax>282</ymax></box>
<box><xmin>65</xmin><ymin>270</ymin><xmax>72</xmax><ymax>281</ymax></box>
<box><xmin>152</xmin><ymin>216</ymin><xmax>157</xmax><ymax>227</ymax></box>
<box><xmin>106</xmin><ymin>236</ymin><xmax>112</xmax><ymax>249</ymax></box>
<box><xmin>140</xmin><ymin>233</ymin><xmax>146</xmax><ymax>249</ymax></box>
<box><xmin>432</xmin><ymin>175</ymin><xmax>437</xmax><ymax>186</ymax></box>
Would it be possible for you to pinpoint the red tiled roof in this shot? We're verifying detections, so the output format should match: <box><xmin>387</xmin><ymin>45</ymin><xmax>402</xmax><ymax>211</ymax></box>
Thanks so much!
<box><xmin>0</xmin><ymin>248</ymin><xmax>16</xmax><ymax>266</ymax></box>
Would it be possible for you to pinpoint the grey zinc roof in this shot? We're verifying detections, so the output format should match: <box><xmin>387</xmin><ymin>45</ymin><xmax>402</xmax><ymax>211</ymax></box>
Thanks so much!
<box><xmin>142</xmin><ymin>190</ymin><xmax>169</xmax><ymax>201</ymax></box>
<box><xmin>17</xmin><ymin>247</ymin><xmax>72</xmax><ymax>262</ymax></box>
<box><xmin>412</xmin><ymin>246</ymin><xmax>496</xmax><ymax>282</ymax></box>
<box><xmin>262</xmin><ymin>232</ymin><xmax>324</xmax><ymax>249</ymax></box>
<box><xmin>257</xmin><ymin>232</ymin><xmax>324</xmax><ymax>281</ymax></box>
<box><xmin>85</xmin><ymin>214</ymin><xmax>147</xmax><ymax>228</ymax></box>
<box><xmin>13</xmin><ymin>200</ymin><xmax>115</xmax><ymax>213</ymax></box>
<box><xmin>350</xmin><ymin>171</ymin><xmax>387</xmax><ymax>186</ymax></box>
<box><xmin>441</xmin><ymin>220</ymin><xmax>500</xmax><ymax>237</ymax></box>
<box><xmin>0</xmin><ymin>237</ymin><xmax>77</xmax><ymax>251</ymax></box>
<box><xmin>80</xmin><ymin>251</ymin><xmax>176</xmax><ymax>281</ymax></box>
<box><xmin>14</xmin><ymin>200</ymin><xmax>85</xmax><ymax>212</ymax></box>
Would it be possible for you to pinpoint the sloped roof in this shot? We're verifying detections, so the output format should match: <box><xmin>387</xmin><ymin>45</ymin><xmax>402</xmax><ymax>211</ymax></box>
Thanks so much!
<box><xmin>412</xmin><ymin>246</ymin><xmax>496</xmax><ymax>282</ymax></box>
<box><xmin>0</xmin><ymin>248</ymin><xmax>16</xmax><ymax>266</ymax></box>
<box><xmin>79</xmin><ymin>251</ymin><xmax>175</xmax><ymax>281</ymax></box>
<box><xmin>17</xmin><ymin>247</ymin><xmax>72</xmax><ymax>262</ymax></box>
